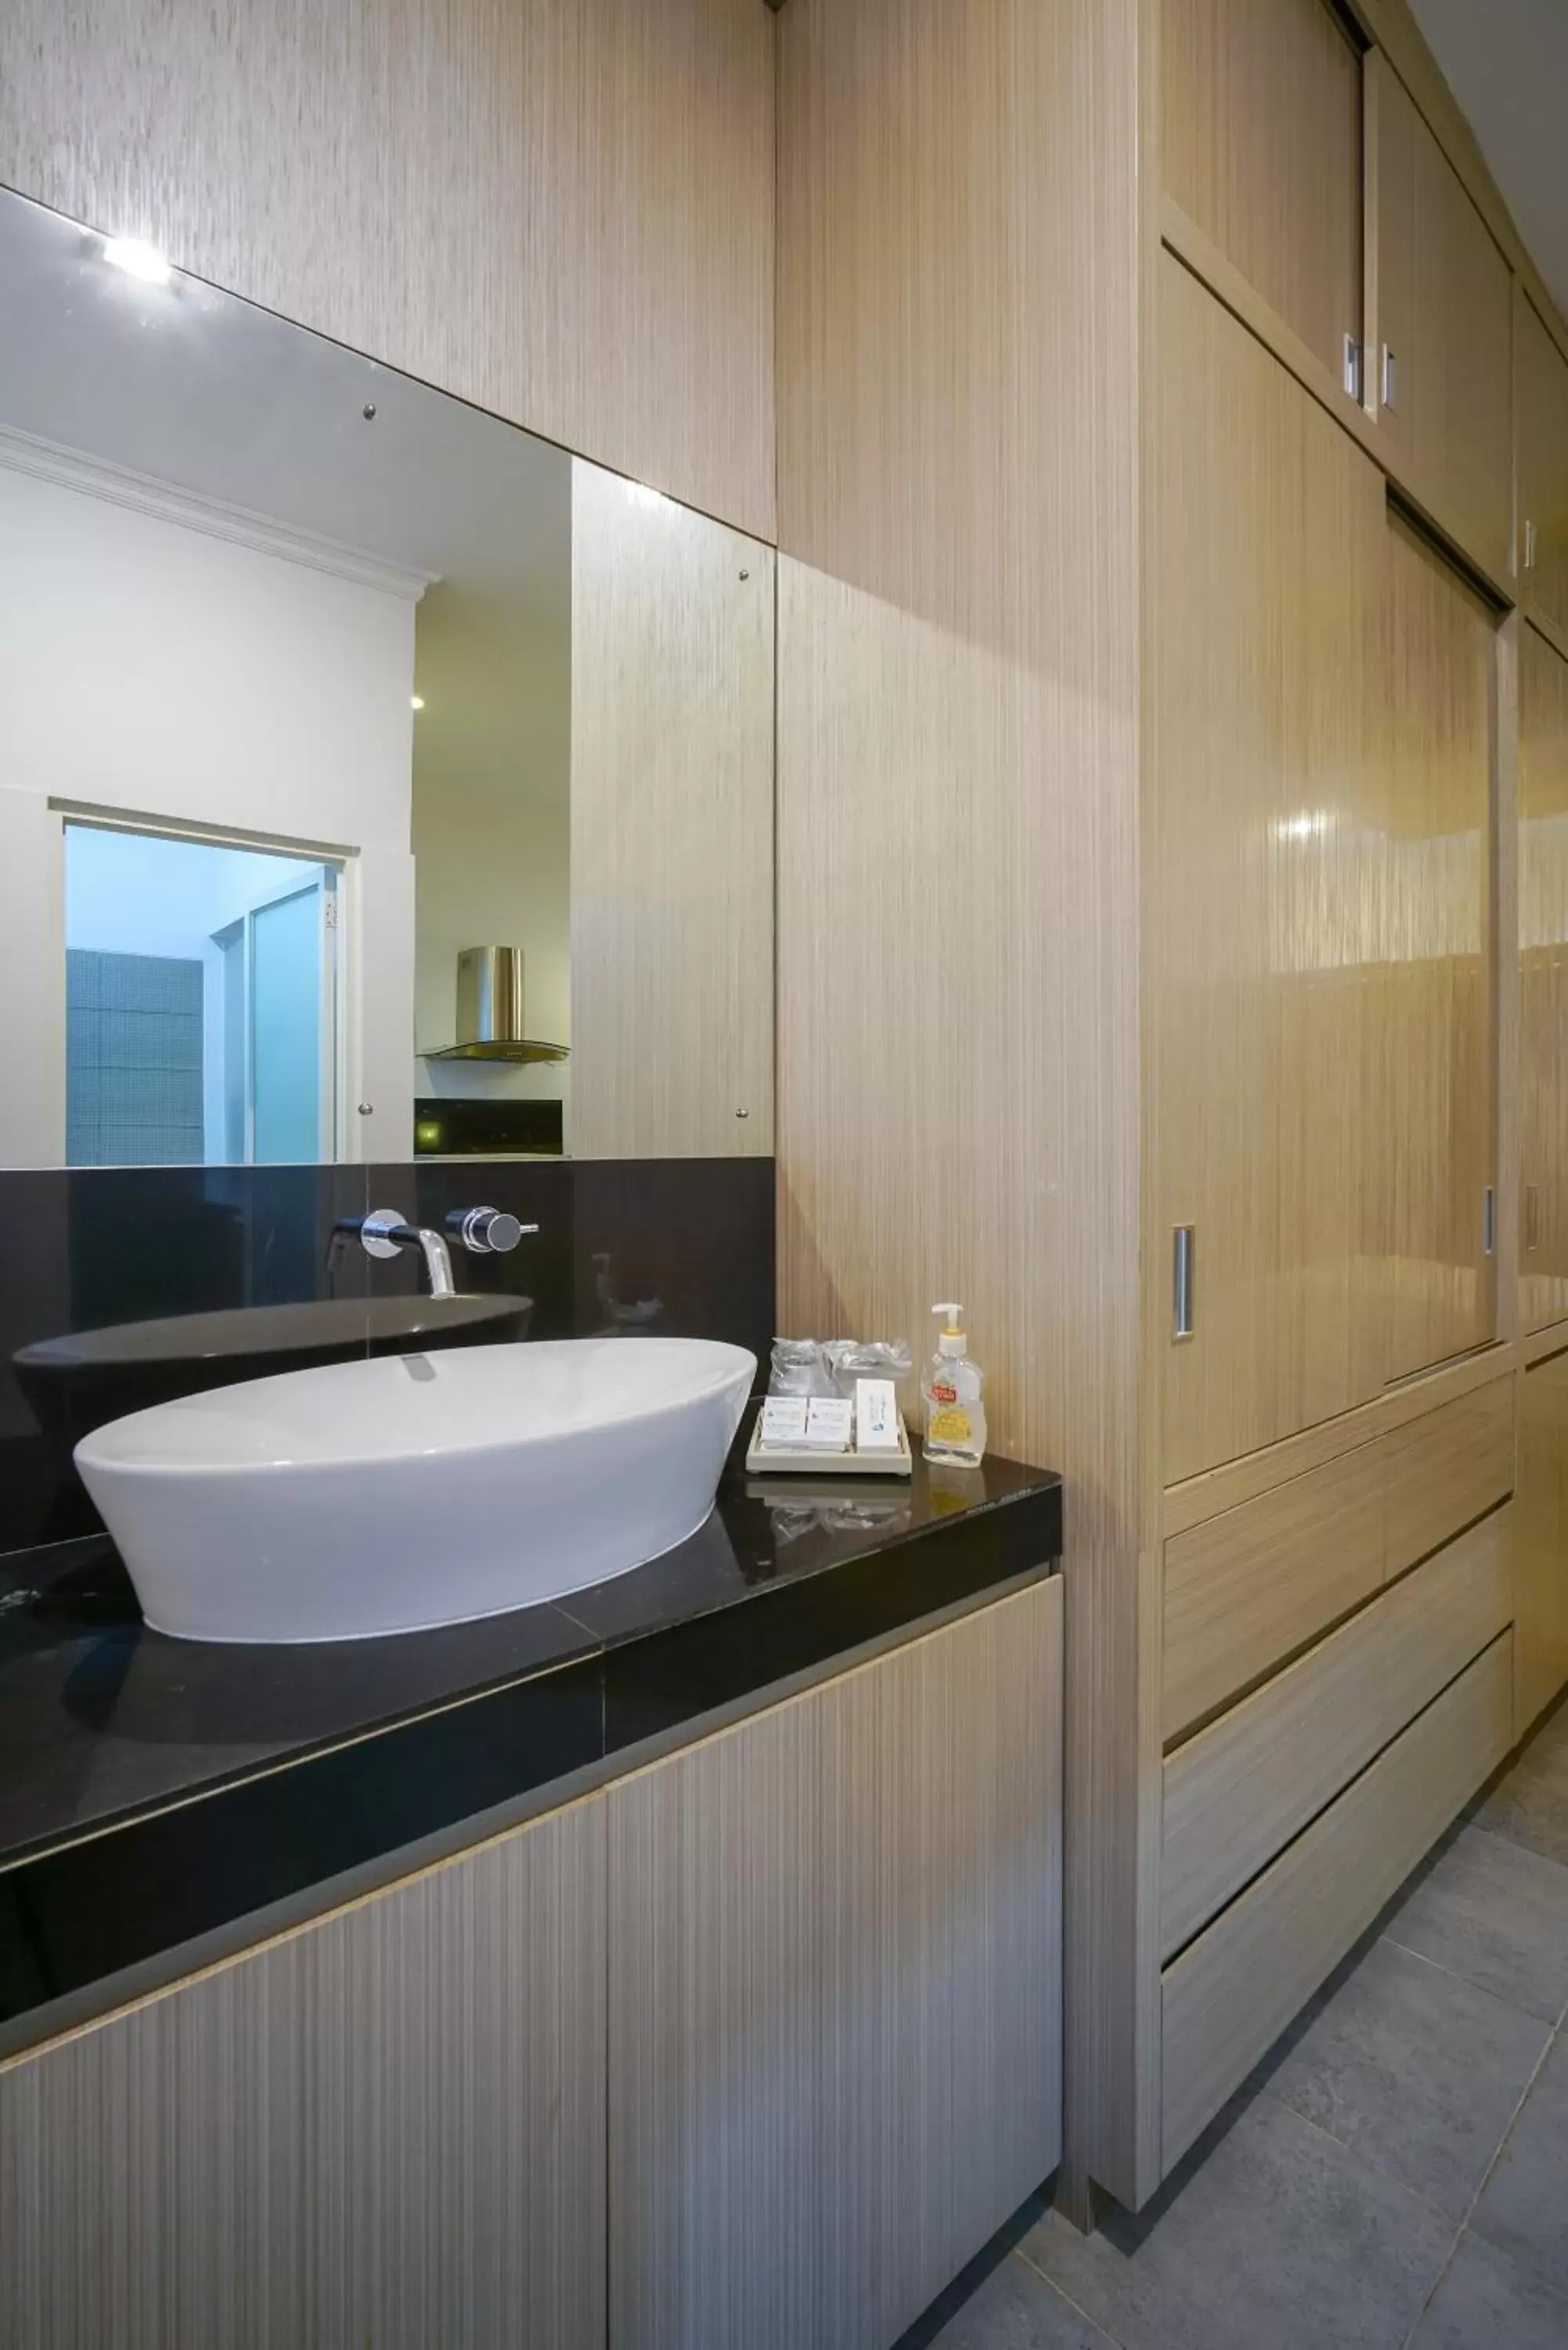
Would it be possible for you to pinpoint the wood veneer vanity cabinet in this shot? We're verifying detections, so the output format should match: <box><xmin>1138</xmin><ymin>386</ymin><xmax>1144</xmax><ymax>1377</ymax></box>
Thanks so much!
<box><xmin>0</xmin><ymin>1582</ymin><xmax>1063</xmax><ymax>2350</ymax></box>
<box><xmin>1519</xmin><ymin>295</ymin><xmax>1568</xmax><ymax>635</ymax></box>
<box><xmin>1370</xmin><ymin>56</ymin><xmax>1513</xmax><ymax>579</ymax></box>
<box><xmin>0</xmin><ymin>1799</ymin><xmax>610</xmax><ymax>2350</ymax></box>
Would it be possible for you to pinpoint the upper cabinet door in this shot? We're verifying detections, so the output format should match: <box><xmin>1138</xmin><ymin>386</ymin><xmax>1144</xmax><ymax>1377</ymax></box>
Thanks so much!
<box><xmin>1371</xmin><ymin>59</ymin><xmax>1512</xmax><ymax>582</ymax></box>
<box><xmin>1519</xmin><ymin>295</ymin><xmax>1568</xmax><ymax>634</ymax></box>
<box><xmin>1162</xmin><ymin>0</ymin><xmax>1363</xmax><ymax>389</ymax></box>
<box><xmin>1519</xmin><ymin>624</ymin><xmax>1568</xmax><ymax>1336</ymax></box>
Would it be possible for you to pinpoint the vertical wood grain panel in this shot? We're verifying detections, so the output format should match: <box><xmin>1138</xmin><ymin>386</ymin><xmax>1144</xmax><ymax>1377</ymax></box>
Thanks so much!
<box><xmin>1512</xmin><ymin>1350</ymin><xmax>1568</xmax><ymax>1734</ymax></box>
<box><xmin>606</xmin><ymin>1582</ymin><xmax>1063</xmax><ymax>2350</ymax></box>
<box><xmin>1371</xmin><ymin>59</ymin><xmax>1512</xmax><ymax>585</ymax></box>
<box><xmin>1519</xmin><ymin>623</ymin><xmax>1568</xmax><ymax>1333</ymax></box>
<box><xmin>1519</xmin><ymin>292</ymin><xmax>1568</xmax><ymax>636</ymax></box>
<box><xmin>1161</xmin><ymin>0</ymin><xmax>1364</xmax><ymax>387</ymax></box>
<box><xmin>0</xmin><ymin>1799</ymin><xmax>606</xmax><ymax>2350</ymax></box>
<box><xmin>0</xmin><ymin>0</ymin><xmax>775</xmax><ymax>539</ymax></box>
<box><xmin>775</xmin><ymin>0</ymin><xmax>1150</xmax><ymax>2207</ymax></box>
<box><xmin>569</xmin><ymin>461</ymin><xmax>775</xmax><ymax>1159</ymax></box>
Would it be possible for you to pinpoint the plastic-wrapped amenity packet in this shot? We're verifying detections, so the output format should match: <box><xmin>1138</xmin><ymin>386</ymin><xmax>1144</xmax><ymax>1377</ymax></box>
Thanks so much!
<box><xmin>768</xmin><ymin>1336</ymin><xmax>914</xmax><ymax>1401</ymax></box>
<box><xmin>821</xmin><ymin>1339</ymin><xmax>913</xmax><ymax>1400</ymax></box>
<box><xmin>768</xmin><ymin>1338</ymin><xmax>836</xmax><ymax>1397</ymax></box>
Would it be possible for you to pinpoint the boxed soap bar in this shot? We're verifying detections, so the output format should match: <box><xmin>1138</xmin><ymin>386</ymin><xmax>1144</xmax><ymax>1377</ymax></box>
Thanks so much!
<box><xmin>800</xmin><ymin>1397</ymin><xmax>854</xmax><ymax>1451</ymax></box>
<box><xmin>758</xmin><ymin>1395</ymin><xmax>809</xmax><ymax>1448</ymax></box>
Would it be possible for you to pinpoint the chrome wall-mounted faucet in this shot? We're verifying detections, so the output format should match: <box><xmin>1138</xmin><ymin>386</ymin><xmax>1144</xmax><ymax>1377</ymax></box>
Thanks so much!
<box><xmin>353</xmin><ymin>1209</ymin><xmax>457</xmax><ymax>1298</ymax></box>
<box><xmin>334</xmin><ymin>1204</ymin><xmax>537</xmax><ymax>1299</ymax></box>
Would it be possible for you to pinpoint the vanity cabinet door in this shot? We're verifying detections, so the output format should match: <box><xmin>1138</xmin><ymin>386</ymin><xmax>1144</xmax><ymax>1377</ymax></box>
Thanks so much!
<box><xmin>1372</xmin><ymin>57</ymin><xmax>1512</xmax><ymax>580</ymax></box>
<box><xmin>0</xmin><ymin>1797</ymin><xmax>606</xmax><ymax>2350</ymax></box>
<box><xmin>605</xmin><ymin>1579</ymin><xmax>1064</xmax><ymax>2350</ymax></box>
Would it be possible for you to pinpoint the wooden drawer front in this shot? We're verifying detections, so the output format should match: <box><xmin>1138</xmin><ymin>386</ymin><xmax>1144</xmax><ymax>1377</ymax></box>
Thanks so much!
<box><xmin>1162</xmin><ymin>1632</ymin><xmax>1512</xmax><ymax>2176</ymax></box>
<box><xmin>1163</xmin><ymin>1377</ymin><xmax>1516</xmax><ymax>1741</ymax></box>
<box><xmin>1161</xmin><ymin>1513</ymin><xmax>1512</xmax><ymax>1957</ymax></box>
<box><xmin>1384</xmin><ymin>1380</ymin><xmax>1515</xmax><ymax>1578</ymax></box>
<box><xmin>1163</xmin><ymin>1444</ymin><xmax>1386</xmax><ymax>1743</ymax></box>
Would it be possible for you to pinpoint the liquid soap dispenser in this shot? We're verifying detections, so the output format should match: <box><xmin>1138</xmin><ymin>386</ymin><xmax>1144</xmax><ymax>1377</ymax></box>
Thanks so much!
<box><xmin>921</xmin><ymin>1303</ymin><xmax>988</xmax><ymax>1468</ymax></box>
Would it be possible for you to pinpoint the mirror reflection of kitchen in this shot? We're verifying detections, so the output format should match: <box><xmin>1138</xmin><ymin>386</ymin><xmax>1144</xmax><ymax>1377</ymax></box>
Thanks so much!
<box><xmin>0</xmin><ymin>183</ymin><xmax>774</xmax><ymax>1170</ymax></box>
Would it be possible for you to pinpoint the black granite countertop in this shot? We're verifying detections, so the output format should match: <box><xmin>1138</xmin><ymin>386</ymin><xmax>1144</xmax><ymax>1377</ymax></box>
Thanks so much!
<box><xmin>0</xmin><ymin>1452</ymin><xmax>1061</xmax><ymax>2055</ymax></box>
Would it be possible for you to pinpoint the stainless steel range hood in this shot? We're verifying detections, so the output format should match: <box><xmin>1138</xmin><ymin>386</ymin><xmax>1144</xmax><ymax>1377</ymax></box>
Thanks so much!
<box><xmin>424</xmin><ymin>945</ymin><xmax>568</xmax><ymax>1065</ymax></box>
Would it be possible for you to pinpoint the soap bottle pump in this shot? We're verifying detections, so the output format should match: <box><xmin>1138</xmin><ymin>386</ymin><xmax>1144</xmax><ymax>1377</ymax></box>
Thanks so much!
<box><xmin>921</xmin><ymin>1303</ymin><xmax>988</xmax><ymax>1468</ymax></box>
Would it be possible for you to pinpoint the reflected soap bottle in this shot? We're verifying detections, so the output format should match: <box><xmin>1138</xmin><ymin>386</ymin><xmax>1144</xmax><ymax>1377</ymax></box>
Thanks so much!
<box><xmin>920</xmin><ymin>1303</ymin><xmax>987</xmax><ymax>1469</ymax></box>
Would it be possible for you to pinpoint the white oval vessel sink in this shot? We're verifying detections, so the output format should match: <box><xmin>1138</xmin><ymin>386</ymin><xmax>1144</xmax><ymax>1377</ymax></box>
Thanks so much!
<box><xmin>75</xmin><ymin>1338</ymin><xmax>757</xmax><ymax>1644</ymax></box>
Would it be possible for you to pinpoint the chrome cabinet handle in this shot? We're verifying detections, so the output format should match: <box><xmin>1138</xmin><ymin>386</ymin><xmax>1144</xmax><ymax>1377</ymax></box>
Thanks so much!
<box><xmin>1526</xmin><ymin>1184</ymin><xmax>1541</xmax><ymax>1252</ymax></box>
<box><xmin>1172</xmin><ymin>1225</ymin><xmax>1195</xmax><ymax>1343</ymax></box>
<box><xmin>1381</xmin><ymin>344</ymin><xmax>1397</xmax><ymax>413</ymax></box>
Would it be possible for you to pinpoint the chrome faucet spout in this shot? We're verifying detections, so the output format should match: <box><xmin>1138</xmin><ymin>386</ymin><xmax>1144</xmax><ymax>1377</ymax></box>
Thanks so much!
<box><xmin>409</xmin><ymin>1226</ymin><xmax>457</xmax><ymax>1300</ymax></box>
<box><xmin>342</xmin><ymin>1209</ymin><xmax>457</xmax><ymax>1299</ymax></box>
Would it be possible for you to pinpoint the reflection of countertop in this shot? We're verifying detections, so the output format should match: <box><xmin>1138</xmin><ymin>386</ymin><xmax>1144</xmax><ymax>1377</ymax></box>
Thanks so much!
<box><xmin>0</xmin><ymin>1453</ymin><xmax>1061</xmax><ymax>2055</ymax></box>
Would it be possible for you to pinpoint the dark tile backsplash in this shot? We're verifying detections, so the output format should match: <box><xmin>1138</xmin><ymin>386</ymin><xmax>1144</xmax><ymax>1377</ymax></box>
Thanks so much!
<box><xmin>0</xmin><ymin>1157</ymin><xmax>774</xmax><ymax>1558</ymax></box>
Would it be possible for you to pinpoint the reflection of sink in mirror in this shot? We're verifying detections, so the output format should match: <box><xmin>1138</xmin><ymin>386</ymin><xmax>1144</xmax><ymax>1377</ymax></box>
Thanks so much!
<box><xmin>13</xmin><ymin>1294</ymin><xmax>533</xmax><ymax>1457</ymax></box>
<box><xmin>74</xmin><ymin>1338</ymin><xmax>756</xmax><ymax>1643</ymax></box>
<box><xmin>0</xmin><ymin>180</ymin><xmax>773</xmax><ymax>1174</ymax></box>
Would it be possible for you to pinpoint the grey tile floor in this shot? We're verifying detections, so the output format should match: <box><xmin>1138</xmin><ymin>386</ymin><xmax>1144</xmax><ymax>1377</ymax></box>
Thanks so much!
<box><xmin>898</xmin><ymin>1694</ymin><xmax>1568</xmax><ymax>2350</ymax></box>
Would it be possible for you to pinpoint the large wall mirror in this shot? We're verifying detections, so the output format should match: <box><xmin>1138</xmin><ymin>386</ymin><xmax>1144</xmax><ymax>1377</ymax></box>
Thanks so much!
<box><xmin>0</xmin><ymin>185</ymin><xmax>775</xmax><ymax>1170</ymax></box>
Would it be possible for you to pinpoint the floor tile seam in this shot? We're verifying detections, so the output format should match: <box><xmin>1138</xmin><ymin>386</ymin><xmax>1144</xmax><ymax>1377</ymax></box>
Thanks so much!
<box><xmin>1010</xmin><ymin>2240</ymin><xmax>1131</xmax><ymax>2349</ymax></box>
<box><xmin>1441</xmin><ymin>2016</ymin><xmax>1561</xmax><ymax>2265</ymax></box>
<box><xmin>1252</xmin><ymin>2083</ymin><xmax>1501</xmax><ymax>2234</ymax></box>
<box><xmin>1373</xmin><ymin>1926</ymin><xmax>1563</xmax><ymax>2023</ymax></box>
<box><xmin>1458</xmin><ymin>1815</ymin><xmax>1568</xmax><ymax>1882</ymax></box>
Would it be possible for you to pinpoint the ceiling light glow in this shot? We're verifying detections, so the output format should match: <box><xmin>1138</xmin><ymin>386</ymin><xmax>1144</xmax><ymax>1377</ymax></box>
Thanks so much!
<box><xmin>103</xmin><ymin>236</ymin><xmax>173</xmax><ymax>286</ymax></box>
<box><xmin>410</xmin><ymin>695</ymin><xmax>425</xmax><ymax>711</ymax></box>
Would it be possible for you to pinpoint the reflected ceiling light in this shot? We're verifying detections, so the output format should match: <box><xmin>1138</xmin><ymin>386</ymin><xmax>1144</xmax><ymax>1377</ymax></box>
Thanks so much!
<box><xmin>626</xmin><ymin>480</ymin><xmax>673</xmax><ymax>512</ymax></box>
<box><xmin>1274</xmin><ymin>811</ymin><xmax>1330</xmax><ymax>844</ymax></box>
<box><xmin>102</xmin><ymin>235</ymin><xmax>173</xmax><ymax>286</ymax></box>
<box><xmin>410</xmin><ymin>695</ymin><xmax>425</xmax><ymax>711</ymax></box>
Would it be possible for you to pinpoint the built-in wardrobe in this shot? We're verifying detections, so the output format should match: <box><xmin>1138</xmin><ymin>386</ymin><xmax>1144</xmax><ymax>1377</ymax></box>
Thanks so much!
<box><xmin>775</xmin><ymin>0</ymin><xmax>1568</xmax><ymax>2220</ymax></box>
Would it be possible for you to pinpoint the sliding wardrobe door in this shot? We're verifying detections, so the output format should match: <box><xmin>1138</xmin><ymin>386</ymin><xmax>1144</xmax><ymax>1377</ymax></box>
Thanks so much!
<box><xmin>1154</xmin><ymin>254</ymin><xmax>1385</xmax><ymax>1482</ymax></box>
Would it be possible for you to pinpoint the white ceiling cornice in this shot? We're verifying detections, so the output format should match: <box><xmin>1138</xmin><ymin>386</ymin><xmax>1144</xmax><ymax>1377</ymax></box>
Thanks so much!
<box><xmin>0</xmin><ymin>421</ymin><xmax>439</xmax><ymax>602</ymax></box>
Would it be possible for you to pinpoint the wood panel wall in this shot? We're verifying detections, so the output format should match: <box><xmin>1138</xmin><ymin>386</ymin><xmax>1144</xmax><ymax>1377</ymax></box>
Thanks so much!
<box><xmin>775</xmin><ymin>0</ymin><xmax>1151</xmax><ymax>2207</ymax></box>
<box><xmin>0</xmin><ymin>0</ymin><xmax>776</xmax><ymax>540</ymax></box>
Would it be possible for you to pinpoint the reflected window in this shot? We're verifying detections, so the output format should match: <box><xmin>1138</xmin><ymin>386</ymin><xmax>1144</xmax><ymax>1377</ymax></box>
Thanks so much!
<box><xmin>63</xmin><ymin>820</ymin><xmax>341</xmax><ymax>1166</ymax></box>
